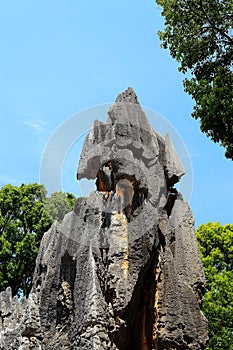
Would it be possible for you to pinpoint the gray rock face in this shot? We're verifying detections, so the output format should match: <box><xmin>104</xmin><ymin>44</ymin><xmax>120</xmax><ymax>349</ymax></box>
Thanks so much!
<box><xmin>0</xmin><ymin>88</ymin><xmax>207</xmax><ymax>349</ymax></box>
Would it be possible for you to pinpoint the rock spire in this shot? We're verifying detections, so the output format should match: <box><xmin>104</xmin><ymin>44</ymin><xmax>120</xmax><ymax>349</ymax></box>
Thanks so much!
<box><xmin>0</xmin><ymin>88</ymin><xmax>207</xmax><ymax>349</ymax></box>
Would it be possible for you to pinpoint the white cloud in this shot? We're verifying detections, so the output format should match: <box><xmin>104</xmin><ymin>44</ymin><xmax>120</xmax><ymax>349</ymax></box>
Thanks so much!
<box><xmin>21</xmin><ymin>105</ymin><xmax>47</xmax><ymax>135</ymax></box>
<box><xmin>23</xmin><ymin>119</ymin><xmax>46</xmax><ymax>133</ymax></box>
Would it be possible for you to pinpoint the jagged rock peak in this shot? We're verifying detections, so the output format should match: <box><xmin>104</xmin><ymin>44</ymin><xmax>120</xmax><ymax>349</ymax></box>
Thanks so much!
<box><xmin>115</xmin><ymin>87</ymin><xmax>139</xmax><ymax>104</ymax></box>
<box><xmin>0</xmin><ymin>88</ymin><xmax>207</xmax><ymax>350</ymax></box>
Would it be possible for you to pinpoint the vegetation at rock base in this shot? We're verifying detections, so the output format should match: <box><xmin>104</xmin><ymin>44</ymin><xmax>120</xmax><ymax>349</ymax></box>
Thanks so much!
<box><xmin>0</xmin><ymin>183</ymin><xmax>75</xmax><ymax>297</ymax></box>
<box><xmin>156</xmin><ymin>0</ymin><xmax>233</xmax><ymax>159</ymax></box>
<box><xmin>196</xmin><ymin>222</ymin><xmax>233</xmax><ymax>349</ymax></box>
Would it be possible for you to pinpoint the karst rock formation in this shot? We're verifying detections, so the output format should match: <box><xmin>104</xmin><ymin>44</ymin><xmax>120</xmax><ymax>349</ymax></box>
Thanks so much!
<box><xmin>0</xmin><ymin>88</ymin><xmax>207</xmax><ymax>349</ymax></box>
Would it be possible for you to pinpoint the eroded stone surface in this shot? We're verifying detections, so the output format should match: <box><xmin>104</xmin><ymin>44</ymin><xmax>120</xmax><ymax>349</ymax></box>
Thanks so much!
<box><xmin>0</xmin><ymin>88</ymin><xmax>207</xmax><ymax>349</ymax></box>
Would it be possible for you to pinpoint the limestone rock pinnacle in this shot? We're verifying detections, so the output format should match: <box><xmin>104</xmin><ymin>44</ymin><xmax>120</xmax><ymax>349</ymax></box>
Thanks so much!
<box><xmin>115</xmin><ymin>87</ymin><xmax>139</xmax><ymax>104</ymax></box>
<box><xmin>0</xmin><ymin>88</ymin><xmax>207</xmax><ymax>350</ymax></box>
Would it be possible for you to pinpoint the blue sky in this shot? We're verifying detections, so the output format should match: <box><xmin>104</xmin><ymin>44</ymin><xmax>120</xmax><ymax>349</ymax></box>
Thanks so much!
<box><xmin>0</xmin><ymin>1</ymin><xmax>232</xmax><ymax>227</ymax></box>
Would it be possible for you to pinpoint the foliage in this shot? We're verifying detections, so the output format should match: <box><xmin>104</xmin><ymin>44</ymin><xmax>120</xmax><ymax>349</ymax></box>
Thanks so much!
<box><xmin>45</xmin><ymin>191</ymin><xmax>75</xmax><ymax>223</ymax></box>
<box><xmin>196</xmin><ymin>223</ymin><xmax>233</xmax><ymax>349</ymax></box>
<box><xmin>156</xmin><ymin>0</ymin><xmax>233</xmax><ymax>159</ymax></box>
<box><xmin>0</xmin><ymin>184</ymin><xmax>75</xmax><ymax>297</ymax></box>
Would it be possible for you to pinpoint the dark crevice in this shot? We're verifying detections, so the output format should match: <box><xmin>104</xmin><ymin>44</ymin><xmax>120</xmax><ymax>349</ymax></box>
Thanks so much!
<box><xmin>38</xmin><ymin>263</ymin><xmax>47</xmax><ymax>275</ymax></box>
<box><xmin>167</xmin><ymin>174</ymin><xmax>179</xmax><ymax>188</ymax></box>
<box><xmin>109</xmin><ymin>245</ymin><xmax>160</xmax><ymax>350</ymax></box>
<box><xmin>83</xmin><ymin>210</ymin><xmax>88</xmax><ymax>222</ymax></box>
<box><xmin>56</xmin><ymin>251</ymin><xmax>76</xmax><ymax>326</ymax></box>
<box><xmin>193</xmin><ymin>281</ymin><xmax>206</xmax><ymax>305</ymax></box>
<box><xmin>105</xmin><ymin>287</ymin><xmax>116</xmax><ymax>304</ymax></box>
<box><xmin>101</xmin><ymin>211</ymin><xmax>112</xmax><ymax>229</ymax></box>
<box><xmin>164</xmin><ymin>188</ymin><xmax>178</xmax><ymax>217</ymax></box>
<box><xmin>100</xmin><ymin>247</ymin><xmax>109</xmax><ymax>267</ymax></box>
<box><xmin>170</xmin><ymin>234</ymin><xmax>176</xmax><ymax>244</ymax></box>
<box><xmin>158</xmin><ymin>228</ymin><xmax>166</xmax><ymax>249</ymax></box>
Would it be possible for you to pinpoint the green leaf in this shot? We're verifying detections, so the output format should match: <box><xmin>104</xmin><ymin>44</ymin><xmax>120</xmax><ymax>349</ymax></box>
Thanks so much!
<box><xmin>155</xmin><ymin>0</ymin><xmax>233</xmax><ymax>159</ymax></box>
<box><xmin>196</xmin><ymin>223</ymin><xmax>233</xmax><ymax>349</ymax></box>
<box><xmin>0</xmin><ymin>183</ymin><xmax>75</xmax><ymax>297</ymax></box>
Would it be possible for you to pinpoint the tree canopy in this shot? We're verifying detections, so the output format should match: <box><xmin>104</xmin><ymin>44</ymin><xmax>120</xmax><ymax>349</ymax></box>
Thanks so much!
<box><xmin>0</xmin><ymin>184</ymin><xmax>75</xmax><ymax>297</ymax></box>
<box><xmin>156</xmin><ymin>0</ymin><xmax>233</xmax><ymax>159</ymax></box>
<box><xmin>45</xmin><ymin>191</ymin><xmax>75</xmax><ymax>223</ymax></box>
<box><xmin>196</xmin><ymin>222</ymin><xmax>233</xmax><ymax>349</ymax></box>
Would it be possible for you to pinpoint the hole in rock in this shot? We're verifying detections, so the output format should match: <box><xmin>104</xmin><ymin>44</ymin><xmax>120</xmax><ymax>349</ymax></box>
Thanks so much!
<box><xmin>78</xmin><ymin>178</ymin><xmax>96</xmax><ymax>197</ymax></box>
<box><xmin>164</xmin><ymin>188</ymin><xmax>178</xmax><ymax>217</ymax></box>
<box><xmin>96</xmin><ymin>161</ymin><xmax>148</xmax><ymax>222</ymax></box>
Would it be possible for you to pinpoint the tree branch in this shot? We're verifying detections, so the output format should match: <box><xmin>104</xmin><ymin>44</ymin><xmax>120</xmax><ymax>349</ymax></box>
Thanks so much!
<box><xmin>188</xmin><ymin>0</ymin><xmax>233</xmax><ymax>45</ymax></box>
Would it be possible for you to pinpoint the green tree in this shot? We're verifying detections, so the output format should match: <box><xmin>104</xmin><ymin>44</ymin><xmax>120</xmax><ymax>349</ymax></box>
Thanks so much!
<box><xmin>156</xmin><ymin>0</ymin><xmax>233</xmax><ymax>159</ymax></box>
<box><xmin>0</xmin><ymin>184</ymin><xmax>75</xmax><ymax>297</ymax></box>
<box><xmin>45</xmin><ymin>191</ymin><xmax>75</xmax><ymax>223</ymax></box>
<box><xmin>196</xmin><ymin>223</ymin><xmax>233</xmax><ymax>349</ymax></box>
<box><xmin>0</xmin><ymin>183</ymin><xmax>52</xmax><ymax>297</ymax></box>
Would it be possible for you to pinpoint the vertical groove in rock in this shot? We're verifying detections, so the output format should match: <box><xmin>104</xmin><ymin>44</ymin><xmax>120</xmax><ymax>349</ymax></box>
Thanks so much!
<box><xmin>0</xmin><ymin>87</ymin><xmax>207</xmax><ymax>349</ymax></box>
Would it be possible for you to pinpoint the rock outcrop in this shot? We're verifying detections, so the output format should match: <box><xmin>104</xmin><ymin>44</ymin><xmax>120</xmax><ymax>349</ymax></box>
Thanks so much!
<box><xmin>0</xmin><ymin>88</ymin><xmax>208</xmax><ymax>349</ymax></box>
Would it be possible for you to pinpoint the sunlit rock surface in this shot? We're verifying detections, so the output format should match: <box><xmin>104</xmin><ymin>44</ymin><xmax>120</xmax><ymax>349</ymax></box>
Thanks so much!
<box><xmin>0</xmin><ymin>88</ymin><xmax>207</xmax><ymax>349</ymax></box>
